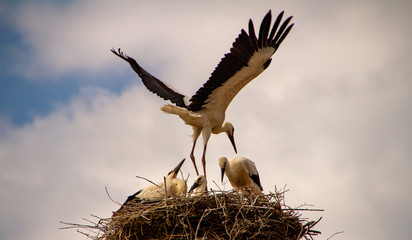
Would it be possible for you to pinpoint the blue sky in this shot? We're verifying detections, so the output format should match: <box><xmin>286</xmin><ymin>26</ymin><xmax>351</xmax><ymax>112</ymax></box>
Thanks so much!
<box><xmin>0</xmin><ymin>71</ymin><xmax>132</xmax><ymax>125</ymax></box>
<box><xmin>1</xmin><ymin>1</ymin><xmax>411</xmax><ymax>240</ymax></box>
<box><xmin>0</xmin><ymin>2</ymin><xmax>134</xmax><ymax>126</ymax></box>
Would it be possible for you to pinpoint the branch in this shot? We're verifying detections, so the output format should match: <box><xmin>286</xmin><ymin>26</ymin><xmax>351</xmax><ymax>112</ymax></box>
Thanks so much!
<box><xmin>105</xmin><ymin>186</ymin><xmax>121</xmax><ymax>205</ymax></box>
<box><xmin>327</xmin><ymin>231</ymin><xmax>344</xmax><ymax>240</ymax></box>
<box><xmin>136</xmin><ymin>175</ymin><xmax>163</xmax><ymax>189</ymax></box>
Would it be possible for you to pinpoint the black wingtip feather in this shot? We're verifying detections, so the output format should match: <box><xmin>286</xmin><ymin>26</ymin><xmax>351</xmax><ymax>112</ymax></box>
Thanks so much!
<box><xmin>258</xmin><ymin>11</ymin><xmax>272</xmax><ymax>47</ymax></box>
<box><xmin>272</xmin><ymin>15</ymin><xmax>293</xmax><ymax>46</ymax></box>
<box><xmin>276</xmin><ymin>23</ymin><xmax>294</xmax><ymax>47</ymax></box>
<box><xmin>268</xmin><ymin>11</ymin><xmax>284</xmax><ymax>42</ymax></box>
<box><xmin>111</xmin><ymin>48</ymin><xmax>130</xmax><ymax>61</ymax></box>
<box><xmin>248</xmin><ymin>19</ymin><xmax>258</xmax><ymax>51</ymax></box>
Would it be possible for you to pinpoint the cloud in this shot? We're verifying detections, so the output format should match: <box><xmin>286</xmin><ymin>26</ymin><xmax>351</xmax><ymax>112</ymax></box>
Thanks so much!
<box><xmin>0</xmin><ymin>85</ymin><xmax>191</xmax><ymax>240</ymax></box>
<box><xmin>1</xmin><ymin>1</ymin><xmax>411</xmax><ymax>240</ymax></box>
<box><xmin>8</xmin><ymin>1</ymin><xmax>275</xmax><ymax>80</ymax></box>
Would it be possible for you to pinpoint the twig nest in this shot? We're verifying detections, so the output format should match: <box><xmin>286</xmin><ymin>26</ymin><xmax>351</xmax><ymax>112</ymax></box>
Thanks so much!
<box><xmin>96</xmin><ymin>190</ymin><xmax>321</xmax><ymax>239</ymax></box>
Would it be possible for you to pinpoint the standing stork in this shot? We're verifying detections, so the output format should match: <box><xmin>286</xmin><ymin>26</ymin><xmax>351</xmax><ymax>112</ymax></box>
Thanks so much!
<box><xmin>111</xmin><ymin>10</ymin><xmax>294</xmax><ymax>178</ymax></box>
<box><xmin>219</xmin><ymin>156</ymin><xmax>263</xmax><ymax>194</ymax></box>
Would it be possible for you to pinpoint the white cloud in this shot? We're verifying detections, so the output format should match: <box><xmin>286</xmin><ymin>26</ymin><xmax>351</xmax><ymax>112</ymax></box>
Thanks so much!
<box><xmin>9</xmin><ymin>0</ymin><xmax>277</xmax><ymax>80</ymax></box>
<box><xmin>0</xmin><ymin>85</ymin><xmax>190</xmax><ymax>240</ymax></box>
<box><xmin>1</xmin><ymin>1</ymin><xmax>412</xmax><ymax>240</ymax></box>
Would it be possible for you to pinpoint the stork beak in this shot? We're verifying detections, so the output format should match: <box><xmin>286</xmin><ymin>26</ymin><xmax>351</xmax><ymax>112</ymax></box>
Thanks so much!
<box><xmin>188</xmin><ymin>181</ymin><xmax>200</xmax><ymax>194</ymax></box>
<box><xmin>172</xmin><ymin>158</ymin><xmax>185</xmax><ymax>178</ymax></box>
<box><xmin>227</xmin><ymin>132</ymin><xmax>237</xmax><ymax>153</ymax></box>
<box><xmin>220</xmin><ymin>167</ymin><xmax>225</xmax><ymax>183</ymax></box>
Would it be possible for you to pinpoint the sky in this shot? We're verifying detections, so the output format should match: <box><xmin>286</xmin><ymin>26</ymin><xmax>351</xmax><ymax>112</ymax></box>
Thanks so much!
<box><xmin>0</xmin><ymin>0</ymin><xmax>411</xmax><ymax>239</ymax></box>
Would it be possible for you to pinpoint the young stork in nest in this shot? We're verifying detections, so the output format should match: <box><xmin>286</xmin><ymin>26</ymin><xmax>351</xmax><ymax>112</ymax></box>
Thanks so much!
<box><xmin>188</xmin><ymin>175</ymin><xmax>208</xmax><ymax>196</ymax></box>
<box><xmin>121</xmin><ymin>159</ymin><xmax>187</xmax><ymax>206</ymax></box>
<box><xmin>219</xmin><ymin>156</ymin><xmax>263</xmax><ymax>194</ymax></box>
<box><xmin>111</xmin><ymin>10</ymin><xmax>294</xmax><ymax>179</ymax></box>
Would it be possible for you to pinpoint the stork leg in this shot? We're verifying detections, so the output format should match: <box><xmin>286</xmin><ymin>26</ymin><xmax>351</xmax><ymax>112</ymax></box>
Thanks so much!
<box><xmin>200</xmin><ymin>142</ymin><xmax>209</xmax><ymax>193</ymax></box>
<box><xmin>190</xmin><ymin>140</ymin><xmax>200</xmax><ymax>176</ymax></box>
<box><xmin>200</xmin><ymin>127</ymin><xmax>212</xmax><ymax>179</ymax></box>
<box><xmin>200</xmin><ymin>128</ymin><xmax>211</xmax><ymax>192</ymax></box>
<box><xmin>201</xmin><ymin>142</ymin><xmax>208</xmax><ymax>178</ymax></box>
<box><xmin>190</xmin><ymin>127</ymin><xmax>201</xmax><ymax>176</ymax></box>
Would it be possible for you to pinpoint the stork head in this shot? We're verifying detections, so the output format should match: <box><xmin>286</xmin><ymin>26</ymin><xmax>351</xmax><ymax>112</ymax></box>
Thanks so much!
<box><xmin>218</xmin><ymin>157</ymin><xmax>229</xmax><ymax>183</ymax></box>
<box><xmin>188</xmin><ymin>175</ymin><xmax>207</xmax><ymax>195</ymax></box>
<box><xmin>167</xmin><ymin>158</ymin><xmax>185</xmax><ymax>179</ymax></box>
<box><xmin>223</xmin><ymin>122</ymin><xmax>237</xmax><ymax>154</ymax></box>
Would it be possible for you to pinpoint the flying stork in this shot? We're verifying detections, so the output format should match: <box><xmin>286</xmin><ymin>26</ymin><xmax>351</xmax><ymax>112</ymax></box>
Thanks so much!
<box><xmin>218</xmin><ymin>156</ymin><xmax>263</xmax><ymax>195</ymax></box>
<box><xmin>111</xmin><ymin>10</ymin><xmax>294</xmax><ymax>179</ymax></box>
<box><xmin>121</xmin><ymin>159</ymin><xmax>187</xmax><ymax>207</ymax></box>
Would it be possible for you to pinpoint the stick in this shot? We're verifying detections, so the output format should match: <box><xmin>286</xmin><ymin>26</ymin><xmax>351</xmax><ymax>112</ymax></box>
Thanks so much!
<box><xmin>327</xmin><ymin>231</ymin><xmax>344</xmax><ymax>240</ymax></box>
<box><xmin>105</xmin><ymin>186</ymin><xmax>121</xmax><ymax>205</ymax></box>
<box><xmin>136</xmin><ymin>175</ymin><xmax>163</xmax><ymax>189</ymax></box>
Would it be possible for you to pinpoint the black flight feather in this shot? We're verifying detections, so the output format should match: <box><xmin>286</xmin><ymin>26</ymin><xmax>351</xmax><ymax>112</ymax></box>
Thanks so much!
<box><xmin>187</xmin><ymin>11</ymin><xmax>294</xmax><ymax>111</ymax></box>
<box><xmin>111</xmin><ymin>48</ymin><xmax>188</xmax><ymax>108</ymax></box>
<box><xmin>258</xmin><ymin>10</ymin><xmax>272</xmax><ymax>47</ymax></box>
<box><xmin>250</xmin><ymin>174</ymin><xmax>263</xmax><ymax>191</ymax></box>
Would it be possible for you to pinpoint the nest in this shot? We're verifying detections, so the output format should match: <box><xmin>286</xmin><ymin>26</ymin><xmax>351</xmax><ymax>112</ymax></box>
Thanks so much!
<box><xmin>62</xmin><ymin>189</ymin><xmax>321</xmax><ymax>240</ymax></box>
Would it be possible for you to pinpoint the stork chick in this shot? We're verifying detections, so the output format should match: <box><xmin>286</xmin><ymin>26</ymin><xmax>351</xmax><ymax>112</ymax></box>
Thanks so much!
<box><xmin>188</xmin><ymin>175</ymin><xmax>208</xmax><ymax>196</ymax></box>
<box><xmin>121</xmin><ymin>159</ymin><xmax>187</xmax><ymax>206</ymax></box>
<box><xmin>219</xmin><ymin>156</ymin><xmax>263</xmax><ymax>194</ymax></box>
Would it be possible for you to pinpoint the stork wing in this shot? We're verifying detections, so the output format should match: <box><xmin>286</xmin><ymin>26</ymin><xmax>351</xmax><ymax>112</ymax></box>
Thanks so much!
<box><xmin>245</xmin><ymin>159</ymin><xmax>263</xmax><ymax>191</ymax></box>
<box><xmin>119</xmin><ymin>189</ymin><xmax>143</xmax><ymax>211</ymax></box>
<box><xmin>250</xmin><ymin>173</ymin><xmax>263</xmax><ymax>191</ymax></box>
<box><xmin>111</xmin><ymin>48</ymin><xmax>190</xmax><ymax>108</ymax></box>
<box><xmin>187</xmin><ymin>11</ymin><xmax>294</xmax><ymax>112</ymax></box>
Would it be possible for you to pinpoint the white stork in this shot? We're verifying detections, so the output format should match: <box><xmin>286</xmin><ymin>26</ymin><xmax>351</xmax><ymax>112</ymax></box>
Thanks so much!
<box><xmin>188</xmin><ymin>175</ymin><xmax>208</xmax><ymax>196</ymax></box>
<box><xmin>111</xmin><ymin>10</ymin><xmax>294</xmax><ymax>179</ymax></box>
<box><xmin>121</xmin><ymin>159</ymin><xmax>187</xmax><ymax>206</ymax></box>
<box><xmin>218</xmin><ymin>156</ymin><xmax>263</xmax><ymax>194</ymax></box>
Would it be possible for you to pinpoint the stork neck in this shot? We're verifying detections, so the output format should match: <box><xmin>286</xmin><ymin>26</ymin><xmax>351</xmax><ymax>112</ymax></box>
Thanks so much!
<box><xmin>213</xmin><ymin>121</ymin><xmax>231</xmax><ymax>134</ymax></box>
<box><xmin>196</xmin><ymin>184</ymin><xmax>207</xmax><ymax>193</ymax></box>
<box><xmin>224</xmin><ymin>162</ymin><xmax>234</xmax><ymax>179</ymax></box>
